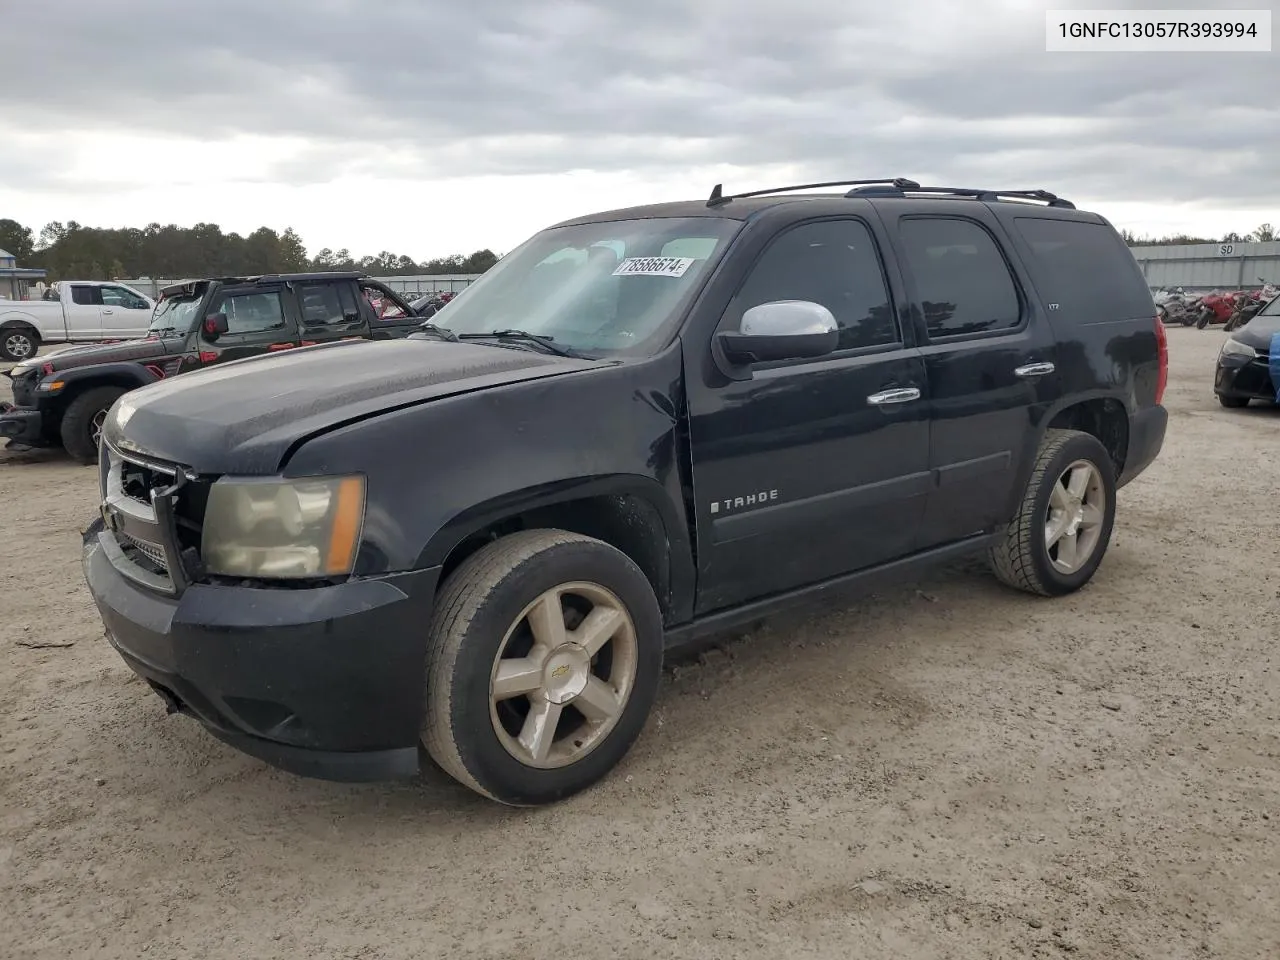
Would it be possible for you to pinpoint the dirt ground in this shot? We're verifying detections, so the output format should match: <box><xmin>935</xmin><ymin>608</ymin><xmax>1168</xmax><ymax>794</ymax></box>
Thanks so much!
<box><xmin>2</xmin><ymin>329</ymin><xmax>1278</xmax><ymax>960</ymax></box>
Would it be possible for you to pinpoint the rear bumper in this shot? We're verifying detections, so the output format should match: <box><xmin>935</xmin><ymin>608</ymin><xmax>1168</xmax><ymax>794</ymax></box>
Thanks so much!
<box><xmin>1118</xmin><ymin>404</ymin><xmax>1167</xmax><ymax>488</ymax></box>
<box><xmin>81</xmin><ymin>517</ymin><xmax>442</xmax><ymax>782</ymax></box>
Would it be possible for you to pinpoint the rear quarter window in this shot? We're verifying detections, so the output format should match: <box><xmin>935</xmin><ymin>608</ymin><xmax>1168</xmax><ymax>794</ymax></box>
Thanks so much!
<box><xmin>1013</xmin><ymin>218</ymin><xmax>1154</xmax><ymax>321</ymax></box>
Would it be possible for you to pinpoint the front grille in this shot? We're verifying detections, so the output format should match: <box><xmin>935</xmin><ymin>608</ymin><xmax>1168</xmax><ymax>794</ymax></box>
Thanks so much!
<box><xmin>120</xmin><ymin>531</ymin><xmax>169</xmax><ymax>571</ymax></box>
<box><xmin>118</xmin><ymin>459</ymin><xmax>172</xmax><ymax>506</ymax></box>
<box><xmin>97</xmin><ymin>441</ymin><xmax>206</xmax><ymax>594</ymax></box>
<box><xmin>11</xmin><ymin>373</ymin><xmax>36</xmax><ymax>406</ymax></box>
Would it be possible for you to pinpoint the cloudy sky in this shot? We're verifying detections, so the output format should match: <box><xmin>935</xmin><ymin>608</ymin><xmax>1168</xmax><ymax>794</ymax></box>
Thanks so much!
<box><xmin>1</xmin><ymin>0</ymin><xmax>1276</xmax><ymax>262</ymax></box>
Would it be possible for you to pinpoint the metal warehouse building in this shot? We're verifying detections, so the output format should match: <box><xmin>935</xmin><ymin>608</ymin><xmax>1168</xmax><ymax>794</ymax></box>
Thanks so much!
<box><xmin>1130</xmin><ymin>240</ymin><xmax>1280</xmax><ymax>293</ymax></box>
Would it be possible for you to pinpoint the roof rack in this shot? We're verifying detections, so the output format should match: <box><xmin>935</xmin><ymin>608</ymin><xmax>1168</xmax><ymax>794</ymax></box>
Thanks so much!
<box><xmin>706</xmin><ymin>178</ymin><xmax>921</xmax><ymax>207</ymax></box>
<box><xmin>706</xmin><ymin>180</ymin><xmax>1075</xmax><ymax>209</ymax></box>
<box><xmin>848</xmin><ymin>184</ymin><xmax>1076</xmax><ymax>209</ymax></box>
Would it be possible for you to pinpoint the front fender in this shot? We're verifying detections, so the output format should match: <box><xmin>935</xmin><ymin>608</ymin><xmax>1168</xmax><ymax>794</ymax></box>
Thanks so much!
<box><xmin>47</xmin><ymin>362</ymin><xmax>158</xmax><ymax>392</ymax></box>
<box><xmin>281</xmin><ymin>347</ymin><xmax>695</xmax><ymax>615</ymax></box>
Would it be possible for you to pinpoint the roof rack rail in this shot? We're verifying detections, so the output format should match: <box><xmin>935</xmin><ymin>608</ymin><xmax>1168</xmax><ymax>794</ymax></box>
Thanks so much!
<box><xmin>706</xmin><ymin>178</ymin><xmax>921</xmax><ymax>207</ymax></box>
<box><xmin>888</xmin><ymin>186</ymin><xmax>1077</xmax><ymax>209</ymax></box>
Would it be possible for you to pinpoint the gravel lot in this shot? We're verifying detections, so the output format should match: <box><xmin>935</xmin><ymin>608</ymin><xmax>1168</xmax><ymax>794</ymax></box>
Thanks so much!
<box><xmin>2</xmin><ymin>329</ymin><xmax>1278</xmax><ymax>960</ymax></box>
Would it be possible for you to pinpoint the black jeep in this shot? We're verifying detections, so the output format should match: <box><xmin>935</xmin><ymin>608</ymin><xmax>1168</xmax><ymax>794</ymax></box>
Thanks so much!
<box><xmin>80</xmin><ymin>178</ymin><xmax>1168</xmax><ymax>805</ymax></box>
<box><xmin>1</xmin><ymin>272</ymin><xmax>420</xmax><ymax>463</ymax></box>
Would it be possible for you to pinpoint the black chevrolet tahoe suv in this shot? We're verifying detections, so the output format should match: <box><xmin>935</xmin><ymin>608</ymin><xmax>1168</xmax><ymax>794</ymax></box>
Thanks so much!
<box><xmin>2</xmin><ymin>272</ymin><xmax>419</xmax><ymax>463</ymax></box>
<box><xmin>80</xmin><ymin>178</ymin><xmax>1168</xmax><ymax>806</ymax></box>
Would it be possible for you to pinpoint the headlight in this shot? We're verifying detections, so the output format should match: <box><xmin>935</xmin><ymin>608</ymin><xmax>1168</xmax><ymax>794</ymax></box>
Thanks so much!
<box><xmin>1219</xmin><ymin>339</ymin><xmax>1256</xmax><ymax>360</ymax></box>
<box><xmin>201</xmin><ymin>475</ymin><xmax>365</xmax><ymax>579</ymax></box>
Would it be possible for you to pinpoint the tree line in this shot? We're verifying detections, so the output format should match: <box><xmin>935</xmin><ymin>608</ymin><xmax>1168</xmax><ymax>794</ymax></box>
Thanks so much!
<box><xmin>1119</xmin><ymin>222</ymin><xmax>1275</xmax><ymax>246</ymax></box>
<box><xmin>2</xmin><ymin>215</ymin><xmax>1274</xmax><ymax>281</ymax></box>
<box><xmin>0</xmin><ymin>218</ymin><xmax>499</xmax><ymax>282</ymax></box>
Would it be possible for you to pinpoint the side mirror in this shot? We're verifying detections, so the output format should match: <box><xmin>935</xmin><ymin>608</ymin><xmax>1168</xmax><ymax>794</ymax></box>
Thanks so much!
<box><xmin>203</xmin><ymin>313</ymin><xmax>230</xmax><ymax>340</ymax></box>
<box><xmin>716</xmin><ymin>300</ymin><xmax>839</xmax><ymax>367</ymax></box>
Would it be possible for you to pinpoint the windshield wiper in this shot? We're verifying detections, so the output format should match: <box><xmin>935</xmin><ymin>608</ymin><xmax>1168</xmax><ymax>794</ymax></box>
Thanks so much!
<box><xmin>149</xmin><ymin>326</ymin><xmax>180</xmax><ymax>336</ymax></box>
<box><xmin>458</xmin><ymin>330</ymin><xmax>582</xmax><ymax>358</ymax></box>
<box><xmin>416</xmin><ymin>322</ymin><xmax>460</xmax><ymax>342</ymax></box>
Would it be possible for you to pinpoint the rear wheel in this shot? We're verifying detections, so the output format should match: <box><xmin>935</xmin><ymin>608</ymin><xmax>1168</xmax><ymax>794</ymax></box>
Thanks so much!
<box><xmin>0</xmin><ymin>326</ymin><xmax>39</xmax><ymax>362</ymax></box>
<box><xmin>60</xmin><ymin>385</ymin><xmax>126</xmax><ymax>464</ymax></box>
<box><xmin>990</xmin><ymin>429</ymin><xmax>1117</xmax><ymax>597</ymax></box>
<box><xmin>1218</xmin><ymin>394</ymin><xmax>1250</xmax><ymax>409</ymax></box>
<box><xmin>423</xmin><ymin>529</ymin><xmax>663</xmax><ymax>805</ymax></box>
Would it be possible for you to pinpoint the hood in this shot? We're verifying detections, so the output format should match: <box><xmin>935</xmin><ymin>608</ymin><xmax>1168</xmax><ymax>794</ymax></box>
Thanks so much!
<box><xmin>1232</xmin><ymin>311</ymin><xmax>1280</xmax><ymax>350</ymax></box>
<box><xmin>18</xmin><ymin>337</ymin><xmax>173</xmax><ymax>377</ymax></box>
<box><xmin>102</xmin><ymin>337</ymin><xmax>599</xmax><ymax>474</ymax></box>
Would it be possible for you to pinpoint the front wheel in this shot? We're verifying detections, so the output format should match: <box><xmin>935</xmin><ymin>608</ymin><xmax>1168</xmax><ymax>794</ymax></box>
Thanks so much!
<box><xmin>60</xmin><ymin>385</ymin><xmax>126</xmax><ymax>464</ymax></box>
<box><xmin>0</xmin><ymin>326</ymin><xmax>39</xmax><ymax>362</ymax></box>
<box><xmin>422</xmin><ymin>529</ymin><xmax>663</xmax><ymax>805</ymax></box>
<box><xmin>1218</xmin><ymin>394</ymin><xmax>1250</xmax><ymax>409</ymax></box>
<box><xmin>989</xmin><ymin>429</ymin><xmax>1117</xmax><ymax>597</ymax></box>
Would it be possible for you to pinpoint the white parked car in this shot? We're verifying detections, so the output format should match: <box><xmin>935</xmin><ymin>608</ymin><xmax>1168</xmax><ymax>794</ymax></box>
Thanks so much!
<box><xmin>0</xmin><ymin>281</ymin><xmax>155</xmax><ymax>361</ymax></box>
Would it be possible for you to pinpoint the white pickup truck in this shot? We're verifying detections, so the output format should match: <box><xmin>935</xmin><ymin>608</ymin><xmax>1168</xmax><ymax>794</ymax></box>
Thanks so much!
<box><xmin>0</xmin><ymin>281</ymin><xmax>155</xmax><ymax>361</ymax></box>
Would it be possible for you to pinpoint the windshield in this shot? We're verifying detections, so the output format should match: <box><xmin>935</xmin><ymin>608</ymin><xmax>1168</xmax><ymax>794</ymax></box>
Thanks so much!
<box><xmin>430</xmin><ymin>217</ymin><xmax>740</xmax><ymax>357</ymax></box>
<box><xmin>1259</xmin><ymin>293</ymin><xmax>1280</xmax><ymax>318</ymax></box>
<box><xmin>148</xmin><ymin>293</ymin><xmax>204</xmax><ymax>334</ymax></box>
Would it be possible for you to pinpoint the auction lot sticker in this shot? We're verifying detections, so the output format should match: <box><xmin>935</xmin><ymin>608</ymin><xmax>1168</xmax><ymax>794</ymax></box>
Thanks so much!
<box><xmin>613</xmin><ymin>257</ymin><xmax>696</xmax><ymax>278</ymax></box>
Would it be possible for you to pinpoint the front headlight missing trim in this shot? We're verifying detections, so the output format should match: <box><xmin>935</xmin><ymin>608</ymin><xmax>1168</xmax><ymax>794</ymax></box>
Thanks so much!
<box><xmin>1219</xmin><ymin>339</ymin><xmax>1257</xmax><ymax>360</ymax></box>
<box><xmin>201</xmin><ymin>475</ymin><xmax>366</xmax><ymax>579</ymax></box>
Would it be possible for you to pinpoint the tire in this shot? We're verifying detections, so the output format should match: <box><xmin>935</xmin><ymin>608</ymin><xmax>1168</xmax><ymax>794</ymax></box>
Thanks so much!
<box><xmin>989</xmin><ymin>429</ymin><xmax>1117</xmax><ymax>598</ymax></box>
<box><xmin>1194</xmin><ymin>311</ymin><xmax>1209</xmax><ymax>329</ymax></box>
<box><xmin>1218</xmin><ymin>394</ymin><xmax>1249</xmax><ymax>409</ymax></box>
<box><xmin>0</xmin><ymin>326</ymin><xmax>40</xmax><ymax>362</ymax></box>
<box><xmin>423</xmin><ymin>529</ymin><xmax>663</xmax><ymax>805</ymax></box>
<box><xmin>60</xmin><ymin>385</ymin><xmax>127</xmax><ymax>464</ymax></box>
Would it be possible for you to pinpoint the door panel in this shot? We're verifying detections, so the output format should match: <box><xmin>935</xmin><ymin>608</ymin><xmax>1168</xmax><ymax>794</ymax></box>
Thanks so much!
<box><xmin>685</xmin><ymin>217</ymin><xmax>931</xmax><ymax>614</ymax></box>
<box><xmin>688</xmin><ymin>351</ymin><xmax>930</xmax><ymax>611</ymax></box>
<box><xmin>98</xmin><ymin>285</ymin><xmax>153</xmax><ymax>338</ymax></box>
<box><xmin>197</xmin><ymin>286</ymin><xmax>299</xmax><ymax>366</ymax></box>
<box><xmin>883</xmin><ymin>211</ymin><xmax>1062</xmax><ymax>548</ymax></box>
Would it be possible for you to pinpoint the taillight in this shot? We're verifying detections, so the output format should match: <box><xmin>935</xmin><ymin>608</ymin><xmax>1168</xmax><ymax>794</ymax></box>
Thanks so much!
<box><xmin>1154</xmin><ymin>314</ymin><xmax>1168</xmax><ymax>405</ymax></box>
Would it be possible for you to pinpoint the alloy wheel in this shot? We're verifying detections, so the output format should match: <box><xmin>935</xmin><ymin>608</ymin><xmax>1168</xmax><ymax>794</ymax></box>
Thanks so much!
<box><xmin>1044</xmin><ymin>459</ymin><xmax>1106</xmax><ymax>575</ymax></box>
<box><xmin>488</xmin><ymin>581</ymin><xmax>639</xmax><ymax>769</ymax></box>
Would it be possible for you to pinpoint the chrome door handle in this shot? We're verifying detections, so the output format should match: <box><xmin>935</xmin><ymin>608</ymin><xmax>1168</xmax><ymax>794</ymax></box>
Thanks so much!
<box><xmin>866</xmin><ymin>387</ymin><xmax>921</xmax><ymax>405</ymax></box>
<box><xmin>1014</xmin><ymin>362</ymin><xmax>1055</xmax><ymax>378</ymax></box>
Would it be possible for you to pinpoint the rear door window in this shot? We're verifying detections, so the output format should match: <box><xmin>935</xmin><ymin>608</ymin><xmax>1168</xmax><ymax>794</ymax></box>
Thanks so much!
<box><xmin>70</xmin><ymin>285</ymin><xmax>103</xmax><ymax>306</ymax></box>
<box><xmin>297</xmin><ymin>282</ymin><xmax>366</xmax><ymax>340</ymax></box>
<box><xmin>1013</xmin><ymin>218</ymin><xmax>1154</xmax><ymax>321</ymax></box>
<box><xmin>897</xmin><ymin>218</ymin><xmax>1022</xmax><ymax>339</ymax></box>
